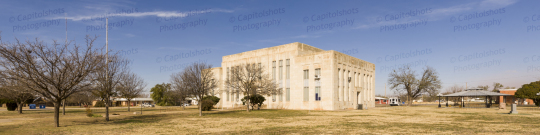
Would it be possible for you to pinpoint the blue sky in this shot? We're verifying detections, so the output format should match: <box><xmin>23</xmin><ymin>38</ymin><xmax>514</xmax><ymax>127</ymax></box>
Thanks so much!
<box><xmin>1</xmin><ymin>0</ymin><xmax>539</xmax><ymax>96</ymax></box>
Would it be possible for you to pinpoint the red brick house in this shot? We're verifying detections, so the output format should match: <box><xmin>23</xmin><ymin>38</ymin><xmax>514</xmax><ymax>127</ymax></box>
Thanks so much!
<box><xmin>499</xmin><ymin>89</ymin><xmax>536</xmax><ymax>105</ymax></box>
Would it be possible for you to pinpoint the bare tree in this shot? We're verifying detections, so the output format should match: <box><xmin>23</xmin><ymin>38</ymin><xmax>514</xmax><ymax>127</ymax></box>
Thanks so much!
<box><xmin>0</xmin><ymin>78</ymin><xmax>35</xmax><ymax>114</ymax></box>
<box><xmin>445</xmin><ymin>84</ymin><xmax>465</xmax><ymax>94</ymax></box>
<box><xmin>117</xmin><ymin>71</ymin><xmax>146</xmax><ymax>112</ymax></box>
<box><xmin>171</xmin><ymin>71</ymin><xmax>193</xmax><ymax>110</ymax></box>
<box><xmin>477</xmin><ymin>85</ymin><xmax>490</xmax><ymax>91</ymax></box>
<box><xmin>492</xmin><ymin>82</ymin><xmax>504</xmax><ymax>92</ymax></box>
<box><xmin>388</xmin><ymin>66</ymin><xmax>441</xmax><ymax>106</ymax></box>
<box><xmin>91</xmin><ymin>54</ymin><xmax>129</xmax><ymax>121</ymax></box>
<box><xmin>443</xmin><ymin>84</ymin><xmax>465</xmax><ymax>104</ymax></box>
<box><xmin>225</xmin><ymin>63</ymin><xmax>280</xmax><ymax>112</ymax></box>
<box><xmin>178</xmin><ymin>62</ymin><xmax>217</xmax><ymax>116</ymax></box>
<box><xmin>0</xmin><ymin>36</ymin><xmax>103</xmax><ymax>127</ymax></box>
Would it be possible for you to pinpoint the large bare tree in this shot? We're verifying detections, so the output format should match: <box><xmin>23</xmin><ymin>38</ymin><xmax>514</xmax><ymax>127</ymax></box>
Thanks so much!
<box><xmin>388</xmin><ymin>66</ymin><xmax>441</xmax><ymax>106</ymax></box>
<box><xmin>0</xmin><ymin>78</ymin><xmax>35</xmax><ymax>114</ymax></box>
<box><xmin>176</xmin><ymin>62</ymin><xmax>217</xmax><ymax>116</ymax></box>
<box><xmin>91</xmin><ymin>54</ymin><xmax>129</xmax><ymax>121</ymax></box>
<box><xmin>171</xmin><ymin>71</ymin><xmax>193</xmax><ymax>110</ymax></box>
<box><xmin>117</xmin><ymin>71</ymin><xmax>146</xmax><ymax>112</ymax></box>
<box><xmin>225</xmin><ymin>63</ymin><xmax>280</xmax><ymax>112</ymax></box>
<box><xmin>0</xmin><ymin>36</ymin><xmax>103</xmax><ymax>127</ymax></box>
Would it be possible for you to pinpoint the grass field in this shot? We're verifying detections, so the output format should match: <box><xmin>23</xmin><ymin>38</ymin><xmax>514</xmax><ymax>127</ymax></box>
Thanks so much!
<box><xmin>1</xmin><ymin>105</ymin><xmax>539</xmax><ymax>134</ymax></box>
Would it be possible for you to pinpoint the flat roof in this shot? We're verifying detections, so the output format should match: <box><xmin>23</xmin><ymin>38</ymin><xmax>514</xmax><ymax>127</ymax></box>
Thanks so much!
<box><xmin>499</xmin><ymin>89</ymin><xmax>518</xmax><ymax>91</ymax></box>
<box><xmin>442</xmin><ymin>90</ymin><xmax>511</xmax><ymax>97</ymax></box>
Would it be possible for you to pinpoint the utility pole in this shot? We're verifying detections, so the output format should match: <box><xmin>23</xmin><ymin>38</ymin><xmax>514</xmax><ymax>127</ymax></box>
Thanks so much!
<box><xmin>105</xmin><ymin>18</ymin><xmax>110</xmax><ymax>120</ymax></box>
<box><xmin>65</xmin><ymin>13</ymin><xmax>67</xmax><ymax>44</ymax></box>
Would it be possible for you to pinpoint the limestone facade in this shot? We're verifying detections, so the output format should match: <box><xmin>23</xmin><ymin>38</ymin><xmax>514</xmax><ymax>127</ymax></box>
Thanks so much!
<box><xmin>210</xmin><ymin>42</ymin><xmax>375</xmax><ymax>110</ymax></box>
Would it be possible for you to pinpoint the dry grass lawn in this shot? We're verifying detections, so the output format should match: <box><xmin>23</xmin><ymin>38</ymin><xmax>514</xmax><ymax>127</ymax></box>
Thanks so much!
<box><xmin>0</xmin><ymin>105</ymin><xmax>539</xmax><ymax>134</ymax></box>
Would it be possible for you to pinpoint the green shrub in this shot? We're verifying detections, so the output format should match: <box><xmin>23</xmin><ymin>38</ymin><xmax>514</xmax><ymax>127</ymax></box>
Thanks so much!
<box><xmin>94</xmin><ymin>101</ymin><xmax>105</xmax><ymax>107</ymax></box>
<box><xmin>202</xmin><ymin>96</ymin><xmax>220</xmax><ymax>106</ymax></box>
<box><xmin>201</xmin><ymin>99</ymin><xmax>214</xmax><ymax>111</ymax></box>
<box><xmin>6</xmin><ymin>103</ymin><xmax>17</xmax><ymax>111</ymax></box>
<box><xmin>241</xmin><ymin>94</ymin><xmax>266</xmax><ymax>110</ymax></box>
<box><xmin>85</xmin><ymin>107</ymin><xmax>93</xmax><ymax>117</ymax></box>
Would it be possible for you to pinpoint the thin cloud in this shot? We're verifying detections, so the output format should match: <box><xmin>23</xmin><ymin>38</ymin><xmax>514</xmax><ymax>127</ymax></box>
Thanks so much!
<box><xmin>54</xmin><ymin>9</ymin><xmax>234</xmax><ymax>21</ymax></box>
<box><xmin>353</xmin><ymin>0</ymin><xmax>517</xmax><ymax>30</ymax></box>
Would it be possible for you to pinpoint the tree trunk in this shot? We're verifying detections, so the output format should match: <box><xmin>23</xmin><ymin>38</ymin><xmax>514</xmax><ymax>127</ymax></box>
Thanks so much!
<box><xmin>127</xmin><ymin>100</ymin><xmax>131</xmax><ymax>112</ymax></box>
<box><xmin>198</xmin><ymin>100</ymin><xmax>202</xmax><ymax>116</ymax></box>
<box><xmin>407</xmin><ymin>96</ymin><xmax>412</xmax><ymax>106</ymax></box>
<box><xmin>105</xmin><ymin>99</ymin><xmax>110</xmax><ymax>121</ymax></box>
<box><xmin>246</xmin><ymin>99</ymin><xmax>250</xmax><ymax>112</ymax></box>
<box><xmin>17</xmin><ymin>102</ymin><xmax>23</xmax><ymax>114</ymax></box>
<box><xmin>54</xmin><ymin>102</ymin><xmax>60</xmax><ymax>127</ymax></box>
<box><xmin>62</xmin><ymin>100</ymin><xmax>66</xmax><ymax>115</ymax></box>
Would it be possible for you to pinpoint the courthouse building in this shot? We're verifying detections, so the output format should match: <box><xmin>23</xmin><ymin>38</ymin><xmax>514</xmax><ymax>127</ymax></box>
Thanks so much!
<box><xmin>210</xmin><ymin>42</ymin><xmax>375</xmax><ymax>110</ymax></box>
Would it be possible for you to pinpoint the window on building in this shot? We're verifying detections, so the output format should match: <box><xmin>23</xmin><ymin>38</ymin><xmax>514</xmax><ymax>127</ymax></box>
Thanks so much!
<box><xmin>315</xmin><ymin>68</ymin><xmax>321</xmax><ymax>101</ymax></box>
<box><xmin>226</xmin><ymin>91</ymin><xmax>229</xmax><ymax>101</ymax></box>
<box><xmin>286</xmin><ymin>59</ymin><xmax>290</xmax><ymax>102</ymax></box>
<box><xmin>303</xmin><ymin>70</ymin><xmax>309</xmax><ymax>101</ymax></box>
<box><xmin>279</xmin><ymin>60</ymin><xmax>283</xmax><ymax>101</ymax></box>
<box><xmin>286</xmin><ymin>59</ymin><xmax>290</xmax><ymax>79</ymax></box>
<box><xmin>315</xmin><ymin>87</ymin><xmax>320</xmax><ymax>101</ymax></box>
<box><xmin>236</xmin><ymin>90</ymin><xmax>239</xmax><ymax>102</ymax></box>
<box><xmin>286</xmin><ymin>88</ymin><xmax>290</xmax><ymax>101</ymax></box>
<box><xmin>279</xmin><ymin>60</ymin><xmax>283</xmax><ymax>80</ymax></box>
<box><xmin>338</xmin><ymin>68</ymin><xmax>340</xmax><ymax>101</ymax></box>
<box><xmin>272</xmin><ymin>61</ymin><xmax>276</xmax><ymax>79</ymax></box>
<box><xmin>272</xmin><ymin>61</ymin><xmax>276</xmax><ymax>102</ymax></box>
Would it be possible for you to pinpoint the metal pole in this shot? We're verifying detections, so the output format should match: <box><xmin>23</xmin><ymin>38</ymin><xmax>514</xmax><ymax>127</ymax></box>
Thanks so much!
<box><xmin>105</xmin><ymin>18</ymin><xmax>109</xmax><ymax>120</ymax></box>
<box><xmin>438</xmin><ymin>96</ymin><xmax>441</xmax><ymax>108</ymax></box>
<box><xmin>446</xmin><ymin>97</ymin><xmax>448</xmax><ymax>107</ymax></box>
<box><xmin>65</xmin><ymin>13</ymin><xmax>67</xmax><ymax>44</ymax></box>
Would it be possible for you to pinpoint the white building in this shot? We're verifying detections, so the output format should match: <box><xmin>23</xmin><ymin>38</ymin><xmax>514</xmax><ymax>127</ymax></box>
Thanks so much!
<box><xmin>209</xmin><ymin>42</ymin><xmax>375</xmax><ymax>110</ymax></box>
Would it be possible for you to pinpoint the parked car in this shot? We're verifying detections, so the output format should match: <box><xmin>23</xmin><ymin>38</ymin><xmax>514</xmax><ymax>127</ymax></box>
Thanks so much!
<box><xmin>141</xmin><ymin>103</ymin><xmax>154</xmax><ymax>107</ymax></box>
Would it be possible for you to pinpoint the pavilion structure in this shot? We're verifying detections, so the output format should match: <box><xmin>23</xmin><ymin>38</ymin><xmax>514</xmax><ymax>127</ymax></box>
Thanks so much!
<box><xmin>440</xmin><ymin>88</ymin><xmax>512</xmax><ymax>108</ymax></box>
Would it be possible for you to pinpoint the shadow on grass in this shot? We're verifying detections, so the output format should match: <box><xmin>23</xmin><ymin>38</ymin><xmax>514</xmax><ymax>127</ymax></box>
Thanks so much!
<box><xmin>195</xmin><ymin>109</ymin><xmax>317</xmax><ymax>119</ymax></box>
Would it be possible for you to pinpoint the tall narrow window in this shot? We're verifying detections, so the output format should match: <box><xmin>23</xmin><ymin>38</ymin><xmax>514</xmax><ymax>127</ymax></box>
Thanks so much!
<box><xmin>286</xmin><ymin>59</ymin><xmax>290</xmax><ymax>102</ymax></box>
<box><xmin>286</xmin><ymin>59</ymin><xmax>290</xmax><ymax>79</ymax></box>
<box><xmin>286</xmin><ymin>88</ymin><xmax>290</xmax><ymax>101</ymax></box>
<box><xmin>272</xmin><ymin>61</ymin><xmax>276</xmax><ymax>102</ymax></box>
<box><xmin>236</xmin><ymin>66</ymin><xmax>240</xmax><ymax>102</ymax></box>
<box><xmin>272</xmin><ymin>61</ymin><xmax>276</xmax><ymax>79</ymax></box>
<box><xmin>315</xmin><ymin>68</ymin><xmax>321</xmax><ymax>101</ymax></box>
<box><xmin>338</xmin><ymin>69</ymin><xmax>341</xmax><ymax>101</ymax></box>
<box><xmin>303</xmin><ymin>70</ymin><xmax>309</xmax><ymax>101</ymax></box>
<box><xmin>279</xmin><ymin>60</ymin><xmax>283</xmax><ymax>101</ymax></box>
<box><xmin>279</xmin><ymin>60</ymin><xmax>283</xmax><ymax>80</ymax></box>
